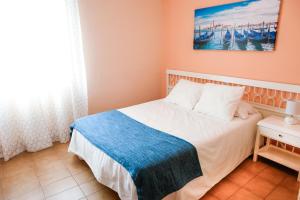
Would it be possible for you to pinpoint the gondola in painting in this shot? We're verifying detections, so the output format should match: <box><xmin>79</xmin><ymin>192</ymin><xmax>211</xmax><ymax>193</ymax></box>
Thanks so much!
<box><xmin>193</xmin><ymin>0</ymin><xmax>281</xmax><ymax>51</ymax></box>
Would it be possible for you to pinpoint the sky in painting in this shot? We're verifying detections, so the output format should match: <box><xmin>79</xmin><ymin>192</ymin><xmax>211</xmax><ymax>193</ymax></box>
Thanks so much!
<box><xmin>195</xmin><ymin>0</ymin><xmax>281</xmax><ymax>29</ymax></box>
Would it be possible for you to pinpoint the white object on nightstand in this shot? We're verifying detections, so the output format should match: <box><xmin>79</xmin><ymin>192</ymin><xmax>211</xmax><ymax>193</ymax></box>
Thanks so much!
<box><xmin>253</xmin><ymin>115</ymin><xmax>300</xmax><ymax>181</ymax></box>
<box><xmin>285</xmin><ymin>100</ymin><xmax>300</xmax><ymax>125</ymax></box>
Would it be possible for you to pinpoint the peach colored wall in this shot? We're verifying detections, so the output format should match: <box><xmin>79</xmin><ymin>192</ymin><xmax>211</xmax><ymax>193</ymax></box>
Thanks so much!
<box><xmin>78</xmin><ymin>0</ymin><xmax>163</xmax><ymax>114</ymax></box>
<box><xmin>162</xmin><ymin>0</ymin><xmax>300</xmax><ymax>95</ymax></box>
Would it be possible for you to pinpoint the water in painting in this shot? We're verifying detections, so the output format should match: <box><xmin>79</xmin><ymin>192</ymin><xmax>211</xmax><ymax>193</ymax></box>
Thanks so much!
<box><xmin>194</xmin><ymin>0</ymin><xmax>281</xmax><ymax>51</ymax></box>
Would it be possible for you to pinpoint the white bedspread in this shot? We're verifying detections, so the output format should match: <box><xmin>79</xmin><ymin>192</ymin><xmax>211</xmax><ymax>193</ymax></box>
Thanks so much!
<box><xmin>69</xmin><ymin>99</ymin><xmax>262</xmax><ymax>200</ymax></box>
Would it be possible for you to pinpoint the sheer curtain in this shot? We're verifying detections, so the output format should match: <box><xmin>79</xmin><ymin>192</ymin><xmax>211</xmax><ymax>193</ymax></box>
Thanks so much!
<box><xmin>0</xmin><ymin>0</ymin><xmax>88</xmax><ymax>160</ymax></box>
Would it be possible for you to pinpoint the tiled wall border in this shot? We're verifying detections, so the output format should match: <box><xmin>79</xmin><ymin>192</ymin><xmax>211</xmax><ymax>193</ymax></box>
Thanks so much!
<box><xmin>167</xmin><ymin>70</ymin><xmax>300</xmax><ymax>110</ymax></box>
<box><xmin>167</xmin><ymin>69</ymin><xmax>300</xmax><ymax>153</ymax></box>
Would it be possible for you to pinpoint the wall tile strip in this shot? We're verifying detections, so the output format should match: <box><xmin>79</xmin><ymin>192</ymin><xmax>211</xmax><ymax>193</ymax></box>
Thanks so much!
<box><xmin>169</xmin><ymin>74</ymin><xmax>300</xmax><ymax>154</ymax></box>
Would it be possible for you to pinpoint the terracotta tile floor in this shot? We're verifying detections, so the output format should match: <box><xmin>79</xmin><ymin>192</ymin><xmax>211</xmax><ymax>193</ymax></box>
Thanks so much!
<box><xmin>0</xmin><ymin>143</ymin><xmax>298</xmax><ymax>200</ymax></box>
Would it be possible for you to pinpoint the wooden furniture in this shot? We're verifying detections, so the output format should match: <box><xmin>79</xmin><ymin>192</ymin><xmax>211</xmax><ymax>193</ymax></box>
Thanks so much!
<box><xmin>253</xmin><ymin>116</ymin><xmax>300</xmax><ymax>181</ymax></box>
<box><xmin>167</xmin><ymin>69</ymin><xmax>300</xmax><ymax>117</ymax></box>
<box><xmin>165</xmin><ymin>70</ymin><xmax>300</xmax><ymax>196</ymax></box>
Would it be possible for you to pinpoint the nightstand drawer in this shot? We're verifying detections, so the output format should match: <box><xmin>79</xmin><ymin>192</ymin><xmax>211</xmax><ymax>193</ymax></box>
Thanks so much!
<box><xmin>259</xmin><ymin>126</ymin><xmax>300</xmax><ymax>148</ymax></box>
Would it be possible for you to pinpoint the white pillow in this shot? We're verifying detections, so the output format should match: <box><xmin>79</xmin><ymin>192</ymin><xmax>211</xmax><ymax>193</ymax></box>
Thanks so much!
<box><xmin>194</xmin><ymin>84</ymin><xmax>245</xmax><ymax>121</ymax></box>
<box><xmin>235</xmin><ymin>101</ymin><xmax>257</xmax><ymax>119</ymax></box>
<box><xmin>165</xmin><ymin>79</ymin><xmax>204</xmax><ymax>110</ymax></box>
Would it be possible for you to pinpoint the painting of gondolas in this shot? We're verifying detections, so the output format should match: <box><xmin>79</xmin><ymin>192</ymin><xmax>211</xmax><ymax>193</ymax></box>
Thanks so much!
<box><xmin>193</xmin><ymin>0</ymin><xmax>281</xmax><ymax>51</ymax></box>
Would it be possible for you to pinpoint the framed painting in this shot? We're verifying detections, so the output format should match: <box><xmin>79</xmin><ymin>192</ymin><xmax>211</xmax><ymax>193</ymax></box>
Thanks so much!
<box><xmin>193</xmin><ymin>0</ymin><xmax>281</xmax><ymax>51</ymax></box>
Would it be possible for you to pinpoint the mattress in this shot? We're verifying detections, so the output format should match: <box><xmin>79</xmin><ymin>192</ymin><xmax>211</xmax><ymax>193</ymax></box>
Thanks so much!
<box><xmin>68</xmin><ymin>99</ymin><xmax>262</xmax><ymax>200</ymax></box>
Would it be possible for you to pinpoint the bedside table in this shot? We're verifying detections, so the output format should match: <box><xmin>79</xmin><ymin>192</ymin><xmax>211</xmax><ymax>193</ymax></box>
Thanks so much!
<box><xmin>253</xmin><ymin>115</ymin><xmax>300</xmax><ymax>181</ymax></box>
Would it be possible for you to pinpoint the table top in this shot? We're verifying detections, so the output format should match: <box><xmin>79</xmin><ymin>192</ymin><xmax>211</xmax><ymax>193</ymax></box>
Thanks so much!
<box><xmin>258</xmin><ymin>116</ymin><xmax>300</xmax><ymax>138</ymax></box>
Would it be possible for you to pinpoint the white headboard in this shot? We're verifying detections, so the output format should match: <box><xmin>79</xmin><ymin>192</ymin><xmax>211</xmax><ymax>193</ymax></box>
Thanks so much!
<box><xmin>166</xmin><ymin>69</ymin><xmax>300</xmax><ymax>118</ymax></box>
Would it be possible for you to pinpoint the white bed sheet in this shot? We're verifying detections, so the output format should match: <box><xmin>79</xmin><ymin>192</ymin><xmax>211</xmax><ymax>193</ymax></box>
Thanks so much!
<box><xmin>68</xmin><ymin>99</ymin><xmax>262</xmax><ymax>200</ymax></box>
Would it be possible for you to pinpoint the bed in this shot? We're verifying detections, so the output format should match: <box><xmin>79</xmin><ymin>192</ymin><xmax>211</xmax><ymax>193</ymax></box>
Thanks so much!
<box><xmin>69</xmin><ymin>99</ymin><xmax>261</xmax><ymax>199</ymax></box>
<box><xmin>69</xmin><ymin>70</ymin><xmax>300</xmax><ymax>200</ymax></box>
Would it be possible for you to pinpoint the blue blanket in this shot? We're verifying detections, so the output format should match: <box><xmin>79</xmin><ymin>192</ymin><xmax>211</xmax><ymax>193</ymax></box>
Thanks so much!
<box><xmin>70</xmin><ymin>110</ymin><xmax>202</xmax><ymax>200</ymax></box>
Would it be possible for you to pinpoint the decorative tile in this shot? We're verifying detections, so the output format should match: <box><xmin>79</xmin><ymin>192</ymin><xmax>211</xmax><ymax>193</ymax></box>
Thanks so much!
<box><xmin>173</xmin><ymin>74</ymin><xmax>300</xmax><ymax>155</ymax></box>
<box><xmin>168</xmin><ymin>74</ymin><xmax>300</xmax><ymax>109</ymax></box>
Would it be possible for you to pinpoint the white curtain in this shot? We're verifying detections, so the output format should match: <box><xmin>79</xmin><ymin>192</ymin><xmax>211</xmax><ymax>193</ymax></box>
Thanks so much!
<box><xmin>0</xmin><ymin>0</ymin><xmax>88</xmax><ymax>161</ymax></box>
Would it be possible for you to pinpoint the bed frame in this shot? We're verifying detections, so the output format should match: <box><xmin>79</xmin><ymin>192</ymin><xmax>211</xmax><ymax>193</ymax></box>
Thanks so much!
<box><xmin>166</xmin><ymin>69</ymin><xmax>300</xmax><ymax>118</ymax></box>
<box><xmin>166</xmin><ymin>70</ymin><xmax>300</xmax><ymax>197</ymax></box>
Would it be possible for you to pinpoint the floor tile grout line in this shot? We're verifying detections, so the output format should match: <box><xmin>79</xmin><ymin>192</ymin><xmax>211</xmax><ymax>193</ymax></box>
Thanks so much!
<box><xmin>45</xmin><ymin>155</ymin><xmax>85</xmax><ymax>199</ymax></box>
<box><xmin>64</xmin><ymin>151</ymin><xmax>98</xmax><ymax>199</ymax></box>
<box><xmin>225</xmin><ymin>187</ymin><xmax>243</xmax><ymax>200</ymax></box>
<box><xmin>76</xmin><ymin>178</ymin><xmax>104</xmax><ymax>199</ymax></box>
<box><xmin>69</xmin><ymin>167</ymin><xmax>89</xmax><ymax>198</ymax></box>
<box><xmin>242</xmin><ymin>161</ymin><xmax>289</xmax><ymax>199</ymax></box>
<box><xmin>206</xmin><ymin>159</ymin><xmax>268</xmax><ymax>200</ymax></box>
<box><xmin>2</xmin><ymin>145</ymin><xmax>297</xmax><ymax>200</ymax></box>
<box><xmin>235</xmin><ymin>167</ymin><xmax>263</xmax><ymax>186</ymax></box>
<box><xmin>38</xmin><ymin>175</ymin><xmax>69</xmax><ymax>200</ymax></box>
<box><xmin>40</xmin><ymin>147</ymin><xmax>79</xmax><ymax>199</ymax></box>
<box><xmin>0</xmin><ymin>144</ymin><xmax>84</xmax><ymax>200</ymax></box>
<box><xmin>262</xmin><ymin>172</ymin><xmax>290</xmax><ymax>200</ymax></box>
<box><xmin>36</xmin><ymin>170</ymin><xmax>47</xmax><ymax>200</ymax></box>
<box><xmin>222</xmin><ymin>179</ymin><xmax>244</xmax><ymax>200</ymax></box>
<box><xmin>43</xmin><ymin>181</ymin><xmax>78</xmax><ymax>199</ymax></box>
<box><xmin>242</xmin><ymin>167</ymin><xmax>271</xmax><ymax>197</ymax></box>
<box><xmin>1</xmin><ymin>159</ymin><xmax>40</xmax><ymax>200</ymax></box>
<box><xmin>245</xmin><ymin>162</ymin><xmax>276</xmax><ymax>182</ymax></box>
<box><xmin>217</xmin><ymin>159</ymin><xmax>263</xmax><ymax>199</ymax></box>
<box><xmin>222</xmin><ymin>159</ymin><xmax>268</xmax><ymax>200</ymax></box>
<box><xmin>280</xmin><ymin>175</ymin><xmax>299</xmax><ymax>193</ymax></box>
